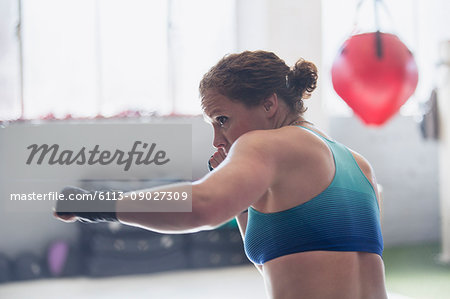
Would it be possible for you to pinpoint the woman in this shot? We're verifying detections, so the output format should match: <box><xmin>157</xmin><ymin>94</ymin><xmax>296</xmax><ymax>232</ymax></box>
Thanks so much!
<box><xmin>57</xmin><ymin>51</ymin><xmax>387</xmax><ymax>299</ymax></box>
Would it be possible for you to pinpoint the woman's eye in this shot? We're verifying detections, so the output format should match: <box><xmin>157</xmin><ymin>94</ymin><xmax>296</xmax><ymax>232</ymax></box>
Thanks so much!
<box><xmin>216</xmin><ymin>116</ymin><xmax>228</xmax><ymax>126</ymax></box>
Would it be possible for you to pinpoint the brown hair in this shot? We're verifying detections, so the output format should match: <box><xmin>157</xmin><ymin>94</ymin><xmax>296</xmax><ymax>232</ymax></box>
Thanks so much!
<box><xmin>199</xmin><ymin>50</ymin><xmax>318</xmax><ymax>114</ymax></box>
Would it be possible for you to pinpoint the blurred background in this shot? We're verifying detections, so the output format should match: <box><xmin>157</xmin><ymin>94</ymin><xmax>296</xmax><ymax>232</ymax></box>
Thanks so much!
<box><xmin>0</xmin><ymin>0</ymin><xmax>449</xmax><ymax>298</ymax></box>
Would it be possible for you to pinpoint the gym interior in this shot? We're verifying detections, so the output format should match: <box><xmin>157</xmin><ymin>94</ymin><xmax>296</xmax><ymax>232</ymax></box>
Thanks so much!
<box><xmin>0</xmin><ymin>0</ymin><xmax>449</xmax><ymax>298</ymax></box>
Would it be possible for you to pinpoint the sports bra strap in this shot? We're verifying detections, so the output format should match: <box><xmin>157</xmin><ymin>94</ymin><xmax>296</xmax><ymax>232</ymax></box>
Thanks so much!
<box><xmin>295</xmin><ymin>125</ymin><xmax>336</xmax><ymax>143</ymax></box>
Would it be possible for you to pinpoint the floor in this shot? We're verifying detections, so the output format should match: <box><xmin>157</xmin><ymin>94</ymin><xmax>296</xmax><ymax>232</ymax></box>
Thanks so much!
<box><xmin>2</xmin><ymin>243</ymin><xmax>449</xmax><ymax>299</ymax></box>
<box><xmin>383</xmin><ymin>243</ymin><xmax>450</xmax><ymax>299</ymax></box>
<box><xmin>0</xmin><ymin>264</ymin><xmax>413</xmax><ymax>299</ymax></box>
<box><xmin>3</xmin><ymin>266</ymin><xmax>265</xmax><ymax>299</ymax></box>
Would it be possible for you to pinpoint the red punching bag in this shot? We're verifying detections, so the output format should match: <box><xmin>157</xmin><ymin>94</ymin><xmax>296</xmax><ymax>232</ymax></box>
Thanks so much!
<box><xmin>331</xmin><ymin>31</ymin><xmax>418</xmax><ymax>125</ymax></box>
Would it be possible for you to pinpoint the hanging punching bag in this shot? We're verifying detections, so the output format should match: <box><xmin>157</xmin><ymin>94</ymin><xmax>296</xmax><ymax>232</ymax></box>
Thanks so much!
<box><xmin>331</xmin><ymin>31</ymin><xmax>418</xmax><ymax>125</ymax></box>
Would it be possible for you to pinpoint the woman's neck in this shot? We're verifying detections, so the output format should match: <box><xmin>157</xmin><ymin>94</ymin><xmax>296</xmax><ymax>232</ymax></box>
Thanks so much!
<box><xmin>275</xmin><ymin>113</ymin><xmax>310</xmax><ymax>128</ymax></box>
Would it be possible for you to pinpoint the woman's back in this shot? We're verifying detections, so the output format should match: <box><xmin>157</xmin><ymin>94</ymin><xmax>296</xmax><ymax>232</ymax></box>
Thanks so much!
<box><xmin>263</xmin><ymin>250</ymin><xmax>387</xmax><ymax>299</ymax></box>
<box><xmin>245</xmin><ymin>124</ymin><xmax>387</xmax><ymax>299</ymax></box>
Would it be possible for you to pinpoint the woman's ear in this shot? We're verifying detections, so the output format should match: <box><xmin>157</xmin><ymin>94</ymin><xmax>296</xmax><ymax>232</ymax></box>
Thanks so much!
<box><xmin>262</xmin><ymin>93</ymin><xmax>278</xmax><ymax>117</ymax></box>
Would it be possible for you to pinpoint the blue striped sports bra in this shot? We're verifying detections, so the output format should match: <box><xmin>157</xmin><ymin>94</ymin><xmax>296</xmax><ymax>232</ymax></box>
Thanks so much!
<box><xmin>244</xmin><ymin>126</ymin><xmax>383</xmax><ymax>265</ymax></box>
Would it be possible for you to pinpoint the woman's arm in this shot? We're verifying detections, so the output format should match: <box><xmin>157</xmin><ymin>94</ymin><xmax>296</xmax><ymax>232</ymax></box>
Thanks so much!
<box><xmin>235</xmin><ymin>212</ymin><xmax>264</xmax><ymax>275</ymax></box>
<box><xmin>117</xmin><ymin>131</ymin><xmax>277</xmax><ymax>234</ymax></box>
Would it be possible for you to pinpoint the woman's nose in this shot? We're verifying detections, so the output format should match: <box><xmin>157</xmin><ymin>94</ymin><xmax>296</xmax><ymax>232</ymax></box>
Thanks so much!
<box><xmin>212</xmin><ymin>128</ymin><xmax>226</xmax><ymax>149</ymax></box>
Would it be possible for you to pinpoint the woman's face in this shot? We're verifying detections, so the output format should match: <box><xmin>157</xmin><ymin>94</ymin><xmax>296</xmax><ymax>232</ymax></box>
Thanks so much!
<box><xmin>202</xmin><ymin>91</ymin><xmax>268</xmax><ymax>154</ymax></box>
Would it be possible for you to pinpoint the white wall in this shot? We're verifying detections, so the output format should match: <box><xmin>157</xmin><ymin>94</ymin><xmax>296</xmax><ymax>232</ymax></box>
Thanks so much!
<box><xmin>0</xmin><ymin>117</ymin><xmax>214</xmax><ymax>258</ymax></box>
<box><xmin>438</xmin><ymin>40</ymin><xmax>450</xmax><ymax>262</ymax></box>
<box><xmin>236</xmin><ymin>0</ymin><xmax>327</xmax><ymax>129</ymax></box>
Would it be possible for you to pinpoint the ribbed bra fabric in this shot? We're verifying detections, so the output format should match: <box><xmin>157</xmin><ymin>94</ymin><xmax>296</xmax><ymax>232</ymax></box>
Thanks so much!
<box><xmin>244</xmin><ymin>126</ymin><xmax>383</xmax><ymax>265</ymax></box>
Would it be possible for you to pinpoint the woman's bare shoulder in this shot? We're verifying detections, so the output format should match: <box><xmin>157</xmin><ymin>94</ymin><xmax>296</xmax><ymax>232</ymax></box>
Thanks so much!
<box><xmin>346</xmin><ymin>148</ymin><xmax>382</xmax><ymax>210</ymax></box>
<box><xmin>232</xmin><ymin>126</ymin><xmax>332</xmax><ymax>181</ymax></box>
<box><xmin>347</xmin><ymin>148</ymin><xmax>375</xmax><ymax>180</ymax></box>
<box><xmin>236</xmin><ymin>126</ymin><xmax>323</xmax><ymax>157</ymax></box>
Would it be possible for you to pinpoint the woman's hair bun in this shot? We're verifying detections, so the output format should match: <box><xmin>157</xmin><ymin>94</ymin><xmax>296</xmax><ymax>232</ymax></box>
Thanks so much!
<box><xmin>288</xmin><ymin>59</ymin><xmax>318</xmax><ymax>99</ymax></box>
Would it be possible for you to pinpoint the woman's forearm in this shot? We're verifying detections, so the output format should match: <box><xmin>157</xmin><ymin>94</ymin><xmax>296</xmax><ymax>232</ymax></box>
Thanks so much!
<box><xmin>116</xmin><ymin>182</ymin><xmax>225</xmax><ymax>234</ymax></box>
